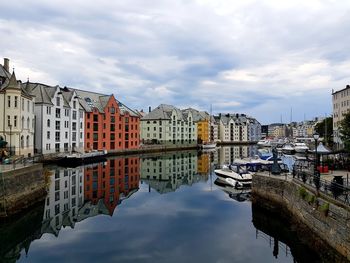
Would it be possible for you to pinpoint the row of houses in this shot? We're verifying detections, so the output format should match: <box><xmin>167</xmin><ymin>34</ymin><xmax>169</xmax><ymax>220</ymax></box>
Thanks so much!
<box><xmin>140</xmin><ymin>106</ymin><xmax>261</xmax><ymax>145</ymax></box>
<box><xmin>0</xmin><ymin>58</ymin><xmax>261</xmax><ymax>157</ymax></box>
<box><xmin>261</xmin><ymin>119</ymin><xmax>324</xmax><ymax>140</ymax></box>
<box><xmin>0</xmin><ymin>58</ymin><xmax>140</xmax><ymax>156</ymax></box>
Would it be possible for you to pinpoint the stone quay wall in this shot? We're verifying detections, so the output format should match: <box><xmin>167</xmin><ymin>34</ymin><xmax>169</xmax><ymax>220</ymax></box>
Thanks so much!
<box><xmin>252</xmin><ymin>173</ymin><xmax>350</xmax><ymax>260</ymax></box>
<box><xmin>0</xmin><ymin>164</ymin><xmax>47</xmax><ymax>217</ymax></box>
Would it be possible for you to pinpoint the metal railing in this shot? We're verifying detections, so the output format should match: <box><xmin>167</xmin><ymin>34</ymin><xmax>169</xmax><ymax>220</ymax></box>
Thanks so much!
<box><xmin>293</xmin><ymin>168</ymin><xmax>350</xmax><ymax>207</ymax></box>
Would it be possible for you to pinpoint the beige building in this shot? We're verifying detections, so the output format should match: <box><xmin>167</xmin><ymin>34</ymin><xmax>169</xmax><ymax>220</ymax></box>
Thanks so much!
<box><xmin>0</xmin><ymin>58</ymin><xmax>35</xmax><ymax>156</ymax></box>
<box><xmin>332</xmin><ymin>85</ymin><xmax>350</xmax><ymax>149</ymax></box>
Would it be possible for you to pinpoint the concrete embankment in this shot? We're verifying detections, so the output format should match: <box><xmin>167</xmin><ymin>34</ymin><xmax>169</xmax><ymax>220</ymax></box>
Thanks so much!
<box><xmin>107</xmin><ymin>144</ymin><xmax>199</xmax><ymax>157</ymax></box>
<box><xmin>252</xmin><ymin>173</ymin><xmax>350</xmax><ymax>261</ymax></box>
<box><xmin>0</xmin><ymin>164</ymin><xmax>47</xmax><ymax>218</ymax></box>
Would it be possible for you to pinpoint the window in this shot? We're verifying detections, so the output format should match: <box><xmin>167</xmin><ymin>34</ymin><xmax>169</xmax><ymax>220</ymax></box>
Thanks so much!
<box><xmin>14</xmin><ymin>116</ymin><xmax>17</xmax><ymax>127</ymax></box>
<box><xmin>47</xmin><ymin>119</ymin><xmax>50</xmax><ymax>127</ymax></box>
<box><xmin>26</xmin><ymin>136</ymin><xmax>30</xmax><ymax>147</ymax></box>
<box><xmin>55</xmin><ymin>143</ymin><xmax>60</xmax><ymax>152</ymax></box>
<box><xmin>110</xmin><ymin>107</ymin><xmax>115</xmax><ymax>114</ymax></box>
<box><xmin>55</xmin><ymin>132</ymin><xmax>60</xmax><ymax>142</ymax></box>
<box><xmin>7</xmin><ymin>96</ymin><xmax>10</xmax><ymax>107</ymax></box>
<box><xmin>20</xmin><ymin>136</ymin><xmax>24</xmax><ymax>149</ymax></box>
<box><xmin>27</xmin><ymin>117</ymin><xmax>30</xmax><ymax>129</ymax></box>
<box><xmin>27</xmin><ymin>101</ymin><xmax>30</xmax><ymax>111</ymax></box>
<box><xmin>55</xmin><ymin>121</ymin><xmax>60</xmax><ymax>130</ymax></box>
<box><xmin>56</xmin><ymin>108</ymin><xmax>61</xmax><ymax>118</ymax></box>
<box><xmin>14</xmin><ymin>96</ymin><xmax>18</xmax><ymax>108</ymax></box>
<box><xmin>56</xmin><ymin>97</ymin><xmax>60</xmax><ymax>106</ymax></box>
<box><xmin>73</xmin><ymin>101</ymin><xmax>76</xmax><ymax>109</ymax></box>
<box><xmin>47</xmin><ymin>106</ymin><xmax>51</xmax><ymax>115</ymax></box>
<box><xmin>65</xmin><ymin>132</ymin><xmax>68</xmax><ymax>139</ymax></box>
<box><xmin>93</xmin><ymin>115</ymin><xmax>98</xmax><ymax>122</ymax></box>
<box><xmin>73</xmin><ymin>111</ymin><xmax>77</xmax><ymax>120</ymax></box>
<box><xmin>72</xmin><ymin>122</ymin><xmax>77</xmax><ymax>131</ymax></box>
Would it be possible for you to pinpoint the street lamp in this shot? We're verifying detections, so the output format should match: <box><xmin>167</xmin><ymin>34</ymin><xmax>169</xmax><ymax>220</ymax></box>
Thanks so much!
<box><xmin>313</xmin><ymin>132</ymin><xmax>320</xmax><ymax>190</ymax></box>
<box><xmin>9</xmin><ymin>124</ymin><xmax>12</xmax><ymax>156</ymax></box>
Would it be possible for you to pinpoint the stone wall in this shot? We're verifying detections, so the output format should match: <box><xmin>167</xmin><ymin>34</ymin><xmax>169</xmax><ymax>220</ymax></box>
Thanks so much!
<box><xmin>0</xmin><ymin>164</ymin><xmax>47</xmax><ymax>217</ymax></box>
<box><xmin>252</xmin><ymin>173</ymin><xmax>350</xmax><ymax>261</ymax></box>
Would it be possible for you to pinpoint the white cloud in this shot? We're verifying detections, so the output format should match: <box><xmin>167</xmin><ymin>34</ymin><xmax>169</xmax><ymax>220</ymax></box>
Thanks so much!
<box><xmin>1</xmin><ymin>0</ymin><xmax>349</xmax><ymax>123</ymax></box>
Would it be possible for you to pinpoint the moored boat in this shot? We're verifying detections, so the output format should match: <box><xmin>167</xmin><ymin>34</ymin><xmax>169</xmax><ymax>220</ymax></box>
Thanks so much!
<box><xmin>201</xmin><ymin>141</ymin><xmax>217</xmax><ymax>149</ymax></box>
<box><xmin>57</xmin><ymin>150</ymin><xmax>107</xmax><ymax>167</ymax></box>
<box><xmin>214</xmin><ymin>164</ymin><xmax>252</xmax><ymax>189</ymax></box>
<box><xmin>282</xmin><ymin>143</ymin><xmax>295</xmax><ymax>155</ymax></box>
<box><xmin>294</xmin><ymin>142</ymin><xmax>309</xmax><ymax>153</ymax></box>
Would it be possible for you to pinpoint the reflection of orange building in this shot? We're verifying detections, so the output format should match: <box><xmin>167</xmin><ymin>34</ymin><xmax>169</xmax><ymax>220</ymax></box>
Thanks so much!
<box><xmin>84</xmin><ymin>157</ymin><xmax>140</xmax><ymax>215</ymax></box>
<box><xmin>197</xmin><ymin>154</ymin><xmax>210</xmax><ymax>175</ymax></box>
<box><xmin>75</xmin><ymin>90</ymin><xmax>140</xmax><ymax>151</ymax></box>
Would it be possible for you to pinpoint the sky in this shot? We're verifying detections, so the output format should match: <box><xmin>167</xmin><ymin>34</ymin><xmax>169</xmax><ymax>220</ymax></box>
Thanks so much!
<box><xmin>1</xmin><ymin>0</ymin><xmax>350</xmax><ymax>124</ymax></box>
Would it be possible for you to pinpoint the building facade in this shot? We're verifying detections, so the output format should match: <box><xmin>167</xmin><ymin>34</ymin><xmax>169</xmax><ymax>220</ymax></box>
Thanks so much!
<box><xmin>75</xmin><ymin>90</ymin><xmax>140</xmax><ymax>151</ymax></box>
<box><xmin>0</xmin><ymin>59</ymin><xmax>35</xmax><ymax>156</ymax></box>
<box><xmin>183</xmin><ymin>108</ymin><xmax>210</xmax><ymax>143</ymax></box>
<box><xmin>332</xmin><ymin>85</ymin><xmax>350</xmax><ymax>149</ymax></box>
<box><xmin>214</xmin><ymin>113</ymin><xmax>260</xmax><ymax>142</ymax></box>
<box><xmin>140</xmin><ymin>104</ymin><xmax>197</xmax><ymax>145</ymax></box>
<box><xmin>25</xmin><ymin>84</ymin><xmax>85</xmax><ymax>154</ymax></box>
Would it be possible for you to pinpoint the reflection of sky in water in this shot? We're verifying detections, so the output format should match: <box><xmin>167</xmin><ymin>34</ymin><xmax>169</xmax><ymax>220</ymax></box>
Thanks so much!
<box><xmin>17</xmin><ymin>176</ymin><xmax>294</xmax><ymax>263</ymax></box>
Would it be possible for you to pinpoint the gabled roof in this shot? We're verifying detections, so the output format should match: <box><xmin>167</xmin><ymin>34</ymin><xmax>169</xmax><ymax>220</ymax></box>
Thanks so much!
<box><xmin>142</xmin><ymin>104</ymin><xmax>196</xmax><ymax>121</ymax></box>
<box><xmin>22</xmin><ymin>82</ymin><xmax>55</xmax><ymax>105</ymax></box>
<box><xmin>182</xmin><ymin>108</ymin><xmax>209</xmax><ymax>122</ymax></box>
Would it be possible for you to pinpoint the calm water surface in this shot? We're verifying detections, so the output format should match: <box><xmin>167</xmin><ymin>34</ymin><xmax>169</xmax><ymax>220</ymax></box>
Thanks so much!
<box><xmin>0</xmin><ymin>146</ymin><xmax>337</xmax><ymax>262</ymax></box>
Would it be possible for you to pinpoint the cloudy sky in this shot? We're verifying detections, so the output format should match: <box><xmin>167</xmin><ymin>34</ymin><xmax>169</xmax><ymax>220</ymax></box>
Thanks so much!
<box><xmin>1</xmin><ymin>0</ymin><xmax>350</xmax><ymax>124</ymax></box>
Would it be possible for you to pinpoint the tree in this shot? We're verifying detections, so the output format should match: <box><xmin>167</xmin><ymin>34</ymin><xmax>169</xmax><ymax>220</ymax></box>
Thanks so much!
<box><xmin>339</xmin><ymin>112</ymin><xmax>350</xmax><ymax>151</ymax></box>
<box><xmin>315</xmin><ymin>117</ymin><xmax>333</xmax><ymax>147</ymax></box>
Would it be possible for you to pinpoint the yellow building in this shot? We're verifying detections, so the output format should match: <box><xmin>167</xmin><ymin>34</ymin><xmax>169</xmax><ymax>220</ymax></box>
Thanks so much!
<box><xmin>197</xmin><ymin>119</ymin><xmax>210</xmax><ymax>143</ymax></box>
<box><xmin>183</xmin><ymin>108</ymin><xmax>210</xmax><ymax>143</ymax></box>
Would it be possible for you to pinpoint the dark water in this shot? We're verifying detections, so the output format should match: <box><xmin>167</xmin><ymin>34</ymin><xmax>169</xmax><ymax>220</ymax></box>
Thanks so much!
<box><xmin>0</xmin><ymin>146</ymin><xmax>345</xmax><ymax>263</ymax></box>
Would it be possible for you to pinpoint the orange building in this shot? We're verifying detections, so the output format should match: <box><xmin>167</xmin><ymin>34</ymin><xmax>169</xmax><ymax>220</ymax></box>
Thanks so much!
<box><xmin>75</xmin><ymin>90</ymin><xmax>140</xmax><ymax>151</ymax></box>
<box><xmin>84</xmin><ymin>157</ymin><xmax>140</xmax><ymax>215</ymax></box>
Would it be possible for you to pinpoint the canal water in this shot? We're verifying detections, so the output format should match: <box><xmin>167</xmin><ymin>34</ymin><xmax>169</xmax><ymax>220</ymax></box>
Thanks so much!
<box><xmin>0</xmin><ymin>146</ymin><xmax>341</xmax><ymax>262</ymax></box>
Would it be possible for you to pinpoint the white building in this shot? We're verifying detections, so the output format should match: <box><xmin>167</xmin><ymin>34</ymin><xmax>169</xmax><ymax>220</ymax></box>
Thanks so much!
<box><xmin>42</xmin><ymin>167</ymin><xmax>84</xmax><ymax>236</ymax></box>
<box><xmin>215</xmin><ymin>113</ymin><xmax>260</xmax><ymax>142</ymax></box>
<box><xmin>24</xmin><ymin>84</ymin><xmax>85</xmax><ymax>154</ymax></box>
<box><xmin>141</xmin><ymin>104</ymin><xmax>197</xmax><ymax>145</ymax></box>
<box><xmin>332</xmin><ymin>85</ymin><xmax>350</xmax><ymax>149</ymax></box>
<box><xmin>0</xmin><ymin>59</ymin><xmax>35</xmax><ymax>156</ymax></box>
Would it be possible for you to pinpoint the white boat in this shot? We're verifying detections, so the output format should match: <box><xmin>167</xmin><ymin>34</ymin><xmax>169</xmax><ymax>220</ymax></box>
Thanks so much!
<box><xmin>214</xmin><ymin>164</ymin><xmax>252</xmax><ymax>188</ymax></box>
<box><xmin>282</xmin><ymin>143</ymin><xmax>295</xmax><ymax>155</ymax></box>
<box><xmin>201</xmin><ymin>141</ymin><xmax>217</xmax><ymax>149</ymax></box>
<box><xmin>257</xmin><ymin>139</ymin><xmax>271</xmax><ymax>147</ymax></box>
<box><xmin>294</xmin><ymin>142</ymin><xmax>309</xmax><ymax>153</ymax></box>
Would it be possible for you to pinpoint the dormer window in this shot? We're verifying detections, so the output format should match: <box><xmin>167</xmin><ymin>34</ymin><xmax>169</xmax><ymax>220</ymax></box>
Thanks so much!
<box><xmin>56</xmin><ymin>97</ymin><xmax>60</xmax><ymax>106</ymax></box>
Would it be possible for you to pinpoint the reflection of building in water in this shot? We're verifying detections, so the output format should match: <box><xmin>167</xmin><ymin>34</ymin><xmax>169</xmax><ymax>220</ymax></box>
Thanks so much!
<box><xmin>197</xmin><ymin>153</ymin><xmax>210</xmax><ymax>177</ymax></box>
<box><xmin>79</xmin><ymin>157</ymin><xmax>140</xmax><ymax>219</ymax></box>
<box><xmin>217</xmin><ymin>146</ymin><xmax>258</xmax><ymax>165</ymax></box>
<box><xmin>41</xmin><ymin>167</ymin><xmax>84</xmax><ymax>236</ymax></box>
<box><xmin>141</xmin><ymin>152</ymin><xmax>206</xmax><ymax>194</ymax></box>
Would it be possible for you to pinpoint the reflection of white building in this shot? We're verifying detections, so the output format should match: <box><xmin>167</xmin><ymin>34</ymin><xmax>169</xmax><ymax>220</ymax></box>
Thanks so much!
<box><xmin>42</xmin><ymin>167</ymin><xmax>84</xmax><ymax>236</ymax></box>
<box><xmin>141</xmin><ymin>152</ymin><xmax>200</xmax><ymax>193</ymax></box>
<box><xmin>217</xmin><ymin>146</ymin><xmax>258</xmax><ymax>166</ymax></box>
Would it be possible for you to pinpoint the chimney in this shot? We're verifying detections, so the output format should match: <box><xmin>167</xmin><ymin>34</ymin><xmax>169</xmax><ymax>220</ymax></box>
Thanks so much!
<box><xmin>149</xmin><ymin>106</ymin><xmax>151</xmax><ymax>113</ymax></box>
<box><xmin>3</xmin><ymin>58</ymin><xmax>9</xmax><ymax>72</ymax></box>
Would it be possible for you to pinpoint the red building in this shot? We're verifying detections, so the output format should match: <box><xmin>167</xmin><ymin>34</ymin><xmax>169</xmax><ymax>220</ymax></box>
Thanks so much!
<box><xmin>75</xmin><ymin>90</ymin><xmax>140</xmax><ymax>151</ymax></box>
<box><xmin>84</xmin><ymin>157</ymin><xmax>140</xmax><ymax>215</ymax></box>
